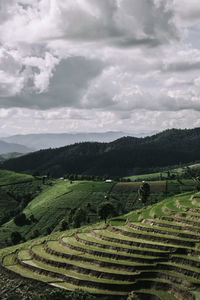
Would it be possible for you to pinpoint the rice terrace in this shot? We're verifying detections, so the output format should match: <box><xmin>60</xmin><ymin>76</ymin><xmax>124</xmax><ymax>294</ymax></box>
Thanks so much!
<box><xmin>0</xmin><ymin>164</ymin><xmax>200</xmax><ymax>299</ymax></box>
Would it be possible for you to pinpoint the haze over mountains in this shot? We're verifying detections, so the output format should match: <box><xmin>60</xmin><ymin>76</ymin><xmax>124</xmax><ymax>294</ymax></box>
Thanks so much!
<box><xmin>2</xmin><ymin>127</ymin><xmax>200</xmax><ymax>177</ymax></box>
<box><xmin>1</xmin><ymin>131</ymin><xmax>154</xmax><ymax>151</ymax></box>
<box><xmin>0</xmin><ymin>140</ymin><xmax>33</xmax><ymax>156</ymax></box>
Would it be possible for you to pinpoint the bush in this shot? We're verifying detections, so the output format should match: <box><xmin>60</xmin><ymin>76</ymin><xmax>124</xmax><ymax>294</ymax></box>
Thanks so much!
<box><xmin>72</xmin><ymin>208</ymin><xmax>86</xmax><ymax>228</ymax></box>
<box><xmin>98</xmin><ymin>201</ymin><xmax>114</xmax><ymax>223</ymax></box>
<box><xmin>14</xmin><ymin>213</ymin><xmax>28</xmax><ymax>226</ymax></box>
<box><xmin>60</xmin><ymin>220</ymin><xmax>69</xmax><ymax>231</ymax></box>
<box><xmin>11</xmin><ymin>231</ymin><xmax>22</xmax><ymax>245</ymax></box>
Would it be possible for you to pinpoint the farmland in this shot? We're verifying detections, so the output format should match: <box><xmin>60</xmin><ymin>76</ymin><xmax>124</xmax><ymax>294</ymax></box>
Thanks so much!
<box><xmin>0</xmin><ymin>168</ymin><xmax>197</xmax><ymax>248</ymax></box>
<box><xmin>1</xmin><ymin>191</ymin><xmax>200</xmax><ymax>299</ymax></box>
<box><xmin>0</xmin><ymin>169</ymin><xmax>200</xmax><ymax>299</ymax></box>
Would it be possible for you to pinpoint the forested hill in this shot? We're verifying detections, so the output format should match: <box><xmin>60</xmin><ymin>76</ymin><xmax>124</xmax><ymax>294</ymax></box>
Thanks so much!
<box><xmin>1</xmin><ymin>127</ymin><xmax>200</xmax><ymax>177</ymax></box>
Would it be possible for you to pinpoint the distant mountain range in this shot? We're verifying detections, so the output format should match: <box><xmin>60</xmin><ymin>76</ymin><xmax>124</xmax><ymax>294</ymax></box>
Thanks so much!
<box><xmin>1</xmin><ymin>127</ymin><xmax>200</xmax><ymax>177</ymax></box>
<box><xmin>0</xmin><ymin>140</ymin><xmax>33</xmax><ymax>156</ymax></box>
<box><xmin>1</xmin><ymin>131</ymin><xmax>155</xmax><ymax>150</ymax></box>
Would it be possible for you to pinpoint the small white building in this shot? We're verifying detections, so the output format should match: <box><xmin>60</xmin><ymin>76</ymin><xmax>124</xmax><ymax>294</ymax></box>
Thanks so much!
<box><xmin>105</xmin><ymin>179</ymin><xmax>112</xmax><ymax>183</ymax></box>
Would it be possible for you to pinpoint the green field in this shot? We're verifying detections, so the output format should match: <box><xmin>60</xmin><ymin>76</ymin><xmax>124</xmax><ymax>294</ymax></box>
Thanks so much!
<box><xmin>0</xmin><ymin>178</ymin><xmax>115</xmax><ymax>247</ymax></box>
<box><xmin>1</xmin><ymin>190</ymin><xmax>200</xmax><ymax>299</ymax></box>
<box><xmin>124</xmin><ymin>163</ymin><xmax>200</xmax><ymax>182</ymax></box>
<box><xmin>0</xmin><ymin>170</ymin><xmax>48</xmax><ymax>235</ymax></box>
<box><xmin>0</xmin><ymin>169</ymin><xmax>198</xmax><ymax>249</ymax></box>
<box><xmin>0</xmin><ymin>169</ymin><xmax>33</xmax><ymax>185</ymax></box>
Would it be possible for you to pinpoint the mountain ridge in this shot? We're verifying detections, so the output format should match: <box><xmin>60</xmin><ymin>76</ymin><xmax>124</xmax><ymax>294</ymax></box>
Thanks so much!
<box><xmin>1</xmin><ymin>127</ymin><xmax>200</xmax><ymax>177</ymax></box>
<box><xmin>0</xmin><ymin>140</ymin><xmax>33</xmax><ymax>155</ymax></box>
<box><xmin>1</xmin><ymin>131</ymin><xmax>156</xmax><ymax>150</ymax></box>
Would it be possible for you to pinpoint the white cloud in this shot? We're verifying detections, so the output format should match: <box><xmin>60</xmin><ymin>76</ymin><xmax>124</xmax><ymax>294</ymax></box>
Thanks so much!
<box><xmin>0</xmin><ymin>45</ymin><xmax>60</xmax><ymax>98</ymax></box>
<box><xmin>174</xmin><ymin>0</ymin><xmax>200</xmax><ymax>23</ymax></box>
<box><xmin>0</xmin><ymin>0</ymin><xmax>179</xmax><ymax>47</ymax></box>
<box><xmin>0</xmin><ymin>0</ymin><xmax>199</xmax><ymax>135</ymax></box>
<box><xmin>162</xmin><ymin>49</ymin><xmax>200</xmax><ymax>72</ymax></box>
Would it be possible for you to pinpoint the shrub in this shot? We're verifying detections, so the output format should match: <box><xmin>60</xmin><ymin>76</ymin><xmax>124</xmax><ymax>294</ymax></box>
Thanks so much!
<box><xmin>98</xmin><ymin>201</ymin><xmax>114</xmax><ymax>223</ymax></box>
<box><xmin>60</xmin><ymin>220</ymin><xmax>69</xmax><ymax>231</ymax></box>
<box><xmin>14</xmin><ymin>213</ymin><xmax>27</xmax><ymax>226</ymax></box>
<box><xmin>72</xmin><ymin>208</ymin><xmax>86</xmax><ymax>228</ymax></box>
<box><xmin>11</xmin><ymin>231</ymin><xmax>22</xmax><ymax>245</ymax></box>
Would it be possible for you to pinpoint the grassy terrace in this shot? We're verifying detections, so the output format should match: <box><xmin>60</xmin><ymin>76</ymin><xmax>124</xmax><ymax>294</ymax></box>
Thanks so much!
<box><xmin>31</xmin><ymin>244</ymin><xmax>139</xmax><ymax>278</ymax></box>
<box><xmin>62</xmin><ymin>236</ymin><xmax>160</xmax><ymax>260</ymax></box>
<box><xmin>45</xmin><ymin>240</ymin><xmax>153</xmax><ymax>271</ymax></box>
<box><xmin>6</xmin><ymin>254</ymin><xmax>128</xmax><ymax>297</ymax></box>
<box><xmin>92</xmin><ymin>229</ymin><xmax>175</xmax><ymax>252</ymax></box>
<box><xmin>109</xmin><ymin>225</ymin><xmax>197</xmax><ymax>248</ymax></box>
<box><xmin>141</xmin><ymin>218</ymin><xmax>200</xmax><ymax>234</ymax></box>
<box><xmin>2</xmin><ymin>192</ymin><xmax>200</xmax><ymax>299</ymax></box>
<box><xmin>76</xmin><ymin>232</ymin><xmax>169</xmax><ymax>257</ymax></box>
<box><xmin>19</xmin><ymin>252</ymin><xmax>135</xmax><ymax>289</ymax></box>
<box><xmin>126</xmin><ymin>221</ymin><xmax>200</xmax><ymax>240</ymax></box>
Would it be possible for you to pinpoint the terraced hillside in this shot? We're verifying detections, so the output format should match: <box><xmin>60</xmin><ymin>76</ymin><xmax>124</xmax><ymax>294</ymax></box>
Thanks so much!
<box><xmin>1</xmin><ymin>173</ymin><xmax>196</xmax><ymax>248</ymax></box>
<box><xmin>1</xmin><ymin>192</ymin><xmax>200</xmax><ymax>299</ymax></box>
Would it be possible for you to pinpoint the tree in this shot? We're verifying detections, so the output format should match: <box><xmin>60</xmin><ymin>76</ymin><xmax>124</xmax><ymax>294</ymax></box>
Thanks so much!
<box><xmin>98</xmin><ymin>201</ymin><xmax>114</xmax><ymax>223</ymax></box>
<box><xmin>60</xmin><ymin>220</ymin><xmax>69</xmax><ymax>231</ymax></box>
<box><xmin>11</xmin><ymin>231</ymin><xmax>22</xmax><ymax>245</ymax></box>
<box><xmin>14</xmin><ymin>213</ymin><xmax>27</xmax><ymax>226</ymax></box>
<box><xmin>138</xmin><ymin>182</ymin><xmax>150</xmax><ymax>203</ymax></box>
<box><xmin>72</xmin><ymin>208</ymin><xmax>86</xmax><ymax>228</ymax></box>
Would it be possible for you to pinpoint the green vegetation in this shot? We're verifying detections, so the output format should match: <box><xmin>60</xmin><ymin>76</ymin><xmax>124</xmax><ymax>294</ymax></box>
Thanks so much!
<box><xmin>1</xmin><ymin>189</ymin><xmax>200</xmax><ymax>299</ymax></box>
<box><xmin>98</xmin><ymin>201</ymin><xmax>115</xmax><ymax>223</ymax></box>
<box><xmin>0</xmin><ymin>179</ymin><xmax>115</xmax><ymax>247</ymax></box>
<box><xmin>0</xmin><ymin>170</ymin><xmax>45</xmax><ymax>233</ymax></box>
<box><xmin>138</xmin><ymin>182</ymin><xmax>150</xmax><ymax>203</ymax></box>
<box><xmin>125</xmin><ymin>168</ymin><xmax>184</xmax><ymax>181</ymax></box>
<box><xmin>1</xmin><ymin>167</ymin><xmax>200</xmax><ymax>299</ymax></box>
<box><xmin>0</xmin><ymin>169</ymin><xmax>33</xmax><ymax>185</ymax></box>
<box><xmin>0</xmin><ymin>168</ymin><xmax>198</xmax><ymax>250</ymax></box>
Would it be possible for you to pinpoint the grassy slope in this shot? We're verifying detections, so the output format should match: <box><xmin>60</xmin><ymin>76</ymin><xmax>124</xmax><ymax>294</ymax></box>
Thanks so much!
<box><xmin>0</xmin><ymin>169</ymin><xmax>33</xmax><ymax>185</ymax></box>
<box><xmin>124</xmin><ymin>162</ymin><xmax>200</xmax><ymax>182</ymax></box>
<box><xmin>0</xmin><ymin>170</ymin><xmax>48</xmax><ymax>242</ymax></box>
<box><xmin>0</xmin><ymin>169</ymin><xmax>197</xmax><ymax>248</ymax></box>
<box><xmin>0</xmin><ymin>192</ymin><xmax>192</xmax><ymax>257</ymax></box>
<box><xmin>0</xmin><ymin>180</ymin><xmax>115</xmax><ymax>246</ymax></box>
<box><xmin>1</xmin><ymin>191</ymin><xmax>200</xmax><ymax>299</ymax></box>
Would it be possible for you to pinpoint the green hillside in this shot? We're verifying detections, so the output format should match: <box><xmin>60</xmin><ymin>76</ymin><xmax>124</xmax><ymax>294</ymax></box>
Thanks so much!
<box><xmin>0</xmin><ymin>169</ymin><xmax>33</xmax><ymax>185</ymax></box>
<box><xmin>0</xmin><ymin>168</ymin><xmax>197</xmax><ymax>249</ymax></box>
<box><xmin>0</xmin><ymin>169</ymin><xmax>200</xmax><ymax>299</ymax></box>
<box><xmin>0</xmin><ymin>178</ymin><xmax>164</xmax><ymax>248</ymax></box>
<box><xmin>124</xmin><ymin>163</ymin><xmax>200</xmax><ymax>182</ymax></box>
<box><xmin>1</xmin><ymin>191</ymin><xmax>200</xmax><ymax>299</ymax></box>
<box><xmin>0</xmin><ymin>170</ymin><xmax>46</xmax><ymax>232</ymax></box>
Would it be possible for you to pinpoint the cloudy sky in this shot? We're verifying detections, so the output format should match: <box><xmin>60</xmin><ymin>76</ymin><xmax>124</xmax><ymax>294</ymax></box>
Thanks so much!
<box><xmin>0</xmin><ymin>0</ymin><xmax>200</xmax><ymax>136</ymax></box>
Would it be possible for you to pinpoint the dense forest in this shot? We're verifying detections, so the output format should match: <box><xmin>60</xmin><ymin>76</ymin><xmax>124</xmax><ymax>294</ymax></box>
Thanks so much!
<box><xmin>1</xmin><ymin>128</ymin><xmax>200</xmax><ymax>177</ymax></box>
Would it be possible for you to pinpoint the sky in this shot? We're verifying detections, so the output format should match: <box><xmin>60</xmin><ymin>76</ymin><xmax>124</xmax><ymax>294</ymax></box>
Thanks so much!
<box><xmin>0</xmin><ymin>0</ymin><xmax>200</xmax><ymax>136</ymax></box>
